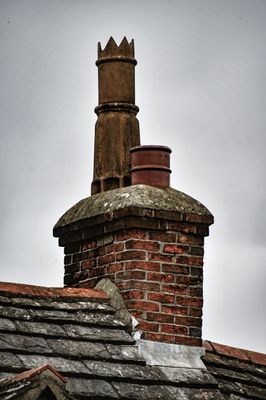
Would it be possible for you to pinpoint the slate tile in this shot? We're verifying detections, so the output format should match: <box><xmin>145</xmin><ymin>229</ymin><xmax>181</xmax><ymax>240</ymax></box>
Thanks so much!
<box><xmin>0</xmin><ymin>352</ymin><xmax>23</xmax><ymax>370</ymax></box>
<box><xmin>67</xmin><ymin>378</ymin><xmax>119</xmax><ymax>399</ymax></box>
<box><xmin>0</xmin><ymin>306</ymin><xmax>31</xmax><ymax>321</ymax></box>
<box><xmin>0</xmin><ymin>333</ymin><xmax>52</xmax><ymax>354</ymax></box>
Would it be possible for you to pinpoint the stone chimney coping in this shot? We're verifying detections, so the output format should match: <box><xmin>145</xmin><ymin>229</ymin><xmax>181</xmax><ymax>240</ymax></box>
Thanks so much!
<box><xmin>54</xmin><ymin>185</ymin><xmax>213</xmax><ymax>233</ymax></box>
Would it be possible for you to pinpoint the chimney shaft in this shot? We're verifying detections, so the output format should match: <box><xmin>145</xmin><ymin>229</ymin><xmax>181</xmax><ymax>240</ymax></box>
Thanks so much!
<box><xmin>91</xmin><ymin>37</ymin><xmax>140</xmax><ymax>195</ymax></box>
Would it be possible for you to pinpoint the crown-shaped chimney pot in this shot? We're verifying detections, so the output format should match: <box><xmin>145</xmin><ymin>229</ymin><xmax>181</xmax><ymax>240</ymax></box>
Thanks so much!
<box><xmin>91</xmin><ymin>37</ymin><xmax>140</xmax><ymax>194</ymax></box>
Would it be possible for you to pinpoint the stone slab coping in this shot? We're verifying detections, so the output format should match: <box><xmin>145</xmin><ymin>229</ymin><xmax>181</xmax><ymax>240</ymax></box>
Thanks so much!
<box><xmin>54</xmin><ymin>184</ymin><xmax>213</xmax><ymax>234</ymax></box>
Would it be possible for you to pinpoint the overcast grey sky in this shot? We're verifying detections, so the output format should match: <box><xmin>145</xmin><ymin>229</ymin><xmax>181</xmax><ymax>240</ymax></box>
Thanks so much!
<box><xmin>0</xmin><ymin>0</ymin><xmax>265</xmax><ymax>353</ymax></box>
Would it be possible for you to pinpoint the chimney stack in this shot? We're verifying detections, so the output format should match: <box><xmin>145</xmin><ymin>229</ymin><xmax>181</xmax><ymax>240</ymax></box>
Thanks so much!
<box><xmin>91</xmin><ymin>37</ymin><xmax>140</xmax><ymax>194</ymax></box>
<box><xmin>54</xmin><ymin>38</ymin><xmax>214</xmax><ymax>348</ymax></box>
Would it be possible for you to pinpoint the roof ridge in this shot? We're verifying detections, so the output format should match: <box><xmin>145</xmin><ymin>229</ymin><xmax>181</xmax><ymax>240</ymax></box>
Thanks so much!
<box><xmin>203</xmin><ymin>340</ymin><xmax>266</xmax><ymax>367</ymax></box>
<box><xmin>0</xmin><ymin>281</ymin><xmax>109</xmax><ymax>302</ymax></box>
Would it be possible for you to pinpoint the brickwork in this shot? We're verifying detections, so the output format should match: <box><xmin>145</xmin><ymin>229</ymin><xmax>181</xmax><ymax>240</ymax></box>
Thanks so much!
<box><xmin>63</xmin><ymin>220</ymin><xmax>208</xmax><ymax>347</ymax></box>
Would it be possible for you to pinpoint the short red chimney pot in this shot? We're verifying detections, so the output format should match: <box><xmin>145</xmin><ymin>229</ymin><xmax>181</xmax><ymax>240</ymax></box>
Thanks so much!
<box><xmin>130</xmin><ymin>145</ymin><xmax>172</xmax><ymax>188</ymax></box>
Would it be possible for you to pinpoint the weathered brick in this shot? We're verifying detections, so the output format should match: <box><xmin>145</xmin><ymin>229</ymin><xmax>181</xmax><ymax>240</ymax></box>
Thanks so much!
<box><xmin>123</xmin><ymin>290</ymin><xmax>145</xmax><ymax>300</ymax></box>
<box><xmin>148</xmin><ymin>253</ymin><xmax>175</xmax><ymax>263</ymax></box>
<box><xmin>117</xmin><ymin>280</ymin><xmax>160</xmax><ymax>292</ymax></box>
<box><xmin>176</xmin><ymin>297</ymin><xmax>203</xmax><ymax>308</ymax></box>
<box><xmin>106</xmin><ymin>242</ymin><xmax>124</xmax><ymax>253</ymax></box>
<box><xmin>81</xmin><ymin>259</ymin><xmax>96</xmax><ymax>270</ymax></box>
<box><xmin>175</xmin><ymin>316</ymin><xmax>202</xmax><ymax>327</ymax></box>
<box><xmin>64</xmin><ymin>242</ymin><xmax>80</xmax><ymax>255</ymax></box>
<box><xmin>98</xmin><ymin>253</ymin><xmax>115</xmax><ymax>266</ymax></box>
<box><xmin>161</xmin><ymin>305</ymin><xmax>188</xmax><ymax>316</ymax></box>
<box><xmin>64</xmin><ymin>255</ymin><xmax>72</xmax><ymax>265</ymax></box>
<box><xmin>147</xmin><ymin>292</ymin><xmax>175</xmax><ymax>304</ymax></box>
<box><xmin>189</xmin><ymin>307</ymin><xmax>202</xmax><ymax>317</ymax></box>
<box><xmin>138</xmin><ymin>321</ymin><xmax>159</xmax><ymax>333</ymax></box>
<box><xmin>124</xmin><ymin>261</ymin><xmax>160</xmax><ymax>272</ymax></box>
<box><xmin>115</xmin><ymin>270</ymin><xmax>146</xmax><ymax>281</ymax></box>
<box><xmin>144</xmin><ymin>333</ymin><xmax>175</xmax><ymax>344</ymax></box>
<box><xmin>178</xmin><ymin>233</ymin><xmax>204</xmax><ymax>246</ymax></box>
<box><xmin>116</xmin><ymin>250</ymin><xmax>146</xmax><ymax>262</ymax></box>
<box><xmin>127</xmin><ymin>300</ymin><xmax>159</xmax><ymax>312</ymax></box>
<box><xmin>189</xmin><ymin>287</ymin><xmax>203</xmax><ymax>297</ymax></box>
<box><xmin>125</xmin><ymin>239</ymin><xmax>160</xmax><ymax>252</ymax></box>
<box><xmin>187</xmin><ymin>256</ymin><xmax>203</xmax><ymax>266</ymax></box>
<box><xmin>162</xmin><ymin>264</ymin><xmax>189</xmax><ymax>275</ymax></box>
<box><xmin>146</xmin><ymin>312</ymin><xmax>175</xmax><ymax>324</ymax></box>
<box><xmin>189</xmin><ymin>327</ymin><xmax>202</xmax><ymax>338</ymax></box>
<box><xmin>65</xmin><ymin>263</ymin><xmax>80</xmax><ymax>274</ymax></box>
<box><xmin>174</xmin><ymin>336</ymin><xmax>202</xmax><ymax>347</ymax></box>
<box><xmin>162</xmin><ymin>284</ymin><xmax>189</xmax><ymax>296</ymax></box>
<box><xmin>163</xmin><ymin>244</ymin><xmax>188</xmax><ymax>254</ymax></box>
<box><xmin>81</xmin><ymin>241</ymin><xmax>97</xmax><ymax>251</ymax></box>
<box><xmin>147</xmin><ymin>272</ymin><xmax>174</xmax><ymax>283</ymax></box>
<box><xmin>115</xmin><ymin>230</ymin><xmax>147</xmax><ymax>241</ymax></box>
<box><xmin>188</xmin><ymin>246</ymin><xmax>204</xmax><ymax>256</ymax></box>
<box><xmin>106</xmin><ymin>263</ymin><xmax>123</xmax><ymax>274</ymax></box>
<box><xmin>148</xmin><ymin>232</ymin><xmax>176</xmax><ymax>242</ymax></box>
<box><xmin>161</xmin><ymin>324</ymin><xmax>188</xmax><ymax>336</ymax></box>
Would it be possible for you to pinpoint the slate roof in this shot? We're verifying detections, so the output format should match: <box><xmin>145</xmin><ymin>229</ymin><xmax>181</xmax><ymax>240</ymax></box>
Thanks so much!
<box><xmin>0</xmin><ymin>282</ymin><xmax>265</xmax><ymax>399</ymax></box>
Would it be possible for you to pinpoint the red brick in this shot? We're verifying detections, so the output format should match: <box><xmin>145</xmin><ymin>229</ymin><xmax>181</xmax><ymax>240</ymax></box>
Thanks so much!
<box><xmin>81</xmin><ymin>259</ymin><xmax>96</xmax><ymax>270</ymax></box>
<box><xmin>144</xmin><ymin>333</ymin><xmax>175</xmax><ymax>344</ymax></box>
<box><xmin>187</xmin><ymin>256</ymin><xmax>203</xmax><ymax>266</ymax></box>
<box><xmin>64</xmin><ymin>242</ymin><xmax>80</xmax><ymax>255</ymax></box>
<box><xmin>131</xmin><ymin>310</ymin><xmax>144</xmax><ymax>320</ymax></box>
<box><xmin>148</xmin><ymin>232</ymin><xmax>176</xmax><ymax>242</ymax></box>
<box><xmin>163</xmin><ymin>244</ymin><xmax>188</xmax><ymax>254</ymax></box>
<box><xmin>148</xmin><ymin>253</ymin><xmax>175</xmax><ymax>263</ymax></box>
<box><xmin>81</xmin><ymin>241</ymin><xmax>96</xmax><ymax>251</ymax></box>
<box><xmin>161</xmin><ymin>305</ymin><xmax>188</xmax><ymax>316</ymax></box>
<box><xmin>65</xmin><ymin>263</ymin><xmax>80</xmax><ymax>274</ymax></box>
<box><xmin>124</xmin><ymin>261</ymin><xmax>160</xmax><ymax>272</ymax></box>
<box><xmin>127</xmin><ymin>300</ymin><xmax>159</xmax><ymax>312</ymax></box>
<box><xmin>138</xmin><ymin>321</ymin><xmax>159</xmax><ymax>332</ymax></box>
<box><xmin>115</xmin><ymin>270</ymin><xmax>146</xmax><ymax>281</ymax></box>
<box><xmin>189</xmin><ymin>287</ymin><xmax>203</xmax><ymax>297</ymax></box>
<box><xmin>167</xmin><ymin>223</ymin><xmax>197</xmax><ymax>234</ymax></box>
<box><xmin>178</xmin><ymin>233</ymin><xmax>204</xmax><ymax>246</ymax></box>
<box><xmin>162</xmin><ymin>284</ymin><xmax>189</xmax><ymax>296</ymax></box>
<box><xmin>125</xmin><ymin>240</ymin><xmax>160</xmax><ymax>252</ymax></box>
<box><xmin>106</xmin><ymin>263</ymin><xmax>123</xmax><ymax>274</ymax></box>
<box><xmin>162</xmin><ymin>264</ymin><xmax>189</xmax><ymax>275</ymax></box>
<box><xmin>117</xmin><ymin>280</ymin><xmax>160</xmax><ymax>292</ymax></box>
<box><xmin>189</xmin><ymin>308</ymin><xmax>202</xmax><ymax>317</ymax></box>
<box><xmin>175</xmin><ymin>316</ymin><xmax>202</xmax><ymax>327</ymax></box>
<box><xmin>147</xmin><ymin>292</ymin><xmax>175</xmax><ymax>303</ymax></box>
<box><xmin>115</xmin><ymin>230</ymin><xmax>147</xmax><ymax>241</ymax></box>
<box><xmin>146</xmin><ymin>312</ymin><xmax>175</xmax><ymax>323</ymax></box>
<box><xmin>122</xmin><ymin>290</ymin><xmax>145</xmax><ymax>300</ymax></box>
<box><xmin>98</xmin><ymin>253</ymin><xmax>115</xmax><ymax>266</ymax></box>
<box><xmin>176</xmin><ymin>297</ymin><xmax>203</xmax><ymax>308</ymax></box>
<box><xmin>161</xmin><ymin>324</ymin><xmax>188</xmax><ymax>335</ymax></box>
<box><xmin>116</xmin><ymin>250</ymin><xmax>146</xmax><ymax>262</ymax></box>
<box><xmin>106</xmin><ymin>242</ymin><xmax>124</xmax><ymax>253</ymax></box>
<box><xmin>147</xmin><ymin>272</ymin><xmax>174</xmax><ymax>283</ymax></box>
<box><xmin>174</xmin><ymin>336</ymin><xmax>202</xmax><ymax>347</ymax></box>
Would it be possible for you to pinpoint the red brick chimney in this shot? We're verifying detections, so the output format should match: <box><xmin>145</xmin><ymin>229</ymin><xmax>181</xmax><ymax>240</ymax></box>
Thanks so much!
<box><xmin>54</xmin><ymin>38</ymin><xmax>213</xmax><ymax>347</ymax></box>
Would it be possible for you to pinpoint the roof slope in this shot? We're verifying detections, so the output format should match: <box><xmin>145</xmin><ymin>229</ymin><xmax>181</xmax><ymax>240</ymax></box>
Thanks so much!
<box><xmin>203</xmin><ymin>341</ymin><xmax>266</xmax><ymax>400</ymax></box>
<box><xmin>0</xmin><ymin>282</ymin><xmax>224</xmax><ymax>399</ymax></box>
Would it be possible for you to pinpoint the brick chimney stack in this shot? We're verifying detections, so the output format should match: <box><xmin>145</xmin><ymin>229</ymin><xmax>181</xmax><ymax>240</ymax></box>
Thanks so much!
<box><xmin>91</xmin><ymin>37</ymin><xmax>140</xmax><ymax>195</ymax></box>
<box><xmin>54</xmin><ymin>38</ymin><xmax>213</xmax><ymax>348</ymax></box>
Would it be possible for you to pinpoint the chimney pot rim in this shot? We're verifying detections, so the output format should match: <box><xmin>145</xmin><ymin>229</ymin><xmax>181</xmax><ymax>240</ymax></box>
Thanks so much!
<box><xmin>130</xmin><ymin>145</ymin><xmax>172</xmax><ymax>153</ymax></box>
